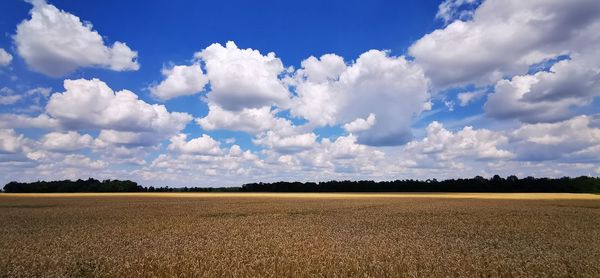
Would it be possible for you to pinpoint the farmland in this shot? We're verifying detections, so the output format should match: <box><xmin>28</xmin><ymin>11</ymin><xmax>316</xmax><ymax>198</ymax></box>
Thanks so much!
<box><xmin>1</xmin><ymin>193</ymin><xmax>599</xmax><ymax>277</ymax></box>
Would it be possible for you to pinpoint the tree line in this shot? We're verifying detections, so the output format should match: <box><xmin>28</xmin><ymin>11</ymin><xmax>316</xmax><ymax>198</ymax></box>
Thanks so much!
<box><xmin>2</xmin><ymin>178</ymin><xmax>143</xmax><ymax>193</ymax></box>
<box><xmin>1</xmin><ymin>178</ymin><xmax>240</xmax><ymax>193</ymax></box>
<box><xmin>240</xmin><ymin>175</ymin><xmax>600</xmax><ymax>193</ymax></box>
<box><xmin>2</xmin><ymin>175</ymin><xmax>600</xmax><ymax>193</ymax></box>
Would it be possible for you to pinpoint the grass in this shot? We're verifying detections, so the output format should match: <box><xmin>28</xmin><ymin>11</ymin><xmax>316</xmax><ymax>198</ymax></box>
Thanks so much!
<box><xmin>1</xmin><ymin>193</ymin><xmax>599</xmax><ymax>277</ymax></box>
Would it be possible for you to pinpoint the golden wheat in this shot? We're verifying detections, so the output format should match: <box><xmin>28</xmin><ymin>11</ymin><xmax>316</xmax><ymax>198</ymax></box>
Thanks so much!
<box><xmin>1</xmin><ymin>193</ymin><xmax>599</xmax><ymax>277</ymax></box>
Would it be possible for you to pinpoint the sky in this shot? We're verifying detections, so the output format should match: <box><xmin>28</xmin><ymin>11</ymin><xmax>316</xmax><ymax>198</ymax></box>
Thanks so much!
<box><xmin>0</xmin><ymin>0</ymin><xmax>599</xmax><ymax>187</ymax></box>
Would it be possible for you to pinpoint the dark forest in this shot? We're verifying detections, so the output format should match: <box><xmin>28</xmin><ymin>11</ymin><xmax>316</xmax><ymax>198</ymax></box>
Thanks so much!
<box><xmin>3</xmin><ymin>175</ymin><xmax>600</xmax><ymax>193</ymax></box>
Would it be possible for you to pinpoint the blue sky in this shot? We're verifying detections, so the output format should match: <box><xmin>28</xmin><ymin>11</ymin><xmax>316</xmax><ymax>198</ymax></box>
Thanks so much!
<box><xmin>0</xmin><ymin>0</ymin><xmax>599</xmax><ymax>186</ymax></box>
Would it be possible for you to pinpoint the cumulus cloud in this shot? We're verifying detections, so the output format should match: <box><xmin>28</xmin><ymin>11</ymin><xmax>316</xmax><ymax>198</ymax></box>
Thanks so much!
<box><xmin>197</xmin><ymin>104</ymin><xmax>291</xmax><ymax>135</ymax></box>
<box><xmin>193</xmin><ymin>41</ymin><xmax>290</xmax><ymax>110</ymax></box>
<box><xmin>0</xmin><ymin>129</ymin><xmax>41</xmax><ymax>166</ymax></box>
<box><xmin>436</xmin><ymin>0</ymin><xmax>480</xmax><ymax>24</ymax></box>
<box><xmin>5</xmin><ymin>1</ymin><xmax>600</xmax><ymax>184</ymax></box>
<box><xmin>62</xmin><ymin>154</ymin><xmax>107</xmax><ymax>169</ymax></box>
<box><xmin>14</xmin><ymin>0</ymin><xmax>139</xmax><ymax>77</ymax></box>
<box><xmin>0</xmin><ymin>150</ymin><xmax>112</xmax><ymax>185</ymax></box>
<box><xmin>298</xmin><ymin>54</ymin><xmax>347</xmax><ymax>83</ymax></box>
<box><xmin>0</xmin><ymin>48</ymin><xmax>12</xmax><ymax>66</ymax></box>
<box><xmin>96</xmin><ymin>130</ymin><xmax>160</xmax><ymax>147</ymax></box>
<box><xmin>485</xmin><ymin>51</ymin><xmax>600</xmax><ymax>123</ymax></box>
<box><xmin>343</xmin><ymin>113</ymin><xmax>376</xmax><ymax>133</ymax></box>
<box><xmin>289</xmin><ymin>80</ymin><xmax>338</xmax><ymax>127</ymax></box>
<box><xmin>0</xmin><ymin>129</ymin><xmax>27</xmax><ymax>154</ymax></box>
<box><xmin>149</xmin><ymin>64</ymin><xmax>208</xmax><ymax>100</ymax></box>
<box><xmin>0</xmin><ymin>114</ymin><xmax>59</xmax><ymax>129</ymax></box>
<box><xmin>410</xmin><ymin>0</ymin><xmax>600</xmax><ymax>89</ymax></box>
<box><xmin>168</xmin><ymin>134</ymin><xmax>223</xmax><ymax>156</ymax></box>
<box><xmin>169</xmin><ymin>43</ymin><xmax>428</xmax><ymax>148</ymax></box>
<box><xmin>278</xmin><ymin>134</ymin><xmax>387</xmax><ymax>175</ymax></box>
<box><xmin>26</xmin><ymin>87</ymin><xmax>51</xmax><ymax>98</ymax></box>
<box><xmin>291</xmin><ymin>50</ymin><xmax>429</xmax><ymax>146</ymax></box>
<box><xmin>404</xmin><ymin>121</ymin><xmax>514</xmax><ymax>162</ymax></box>
<box><xmin>145</xmin><ymin>143</ymin><xmax>266</xmax><ymax>186</ymax></box>
<box><xmin>0</xmin><ymin>88</ymin><xmax>22</xmax><ymax>105</ymax></box>
<box><xmin>0</xmin><ymin>78</ymin><xmax>193</xmax><ymax>149</ymax></box>
<box><xmin>323</xmin><ymin>135</ymin><xmax>383</xmax><ymax>161</ymax></box>
<box><xmin>142</xmin><ymin>131</ymin><xmax>390</xmax><ymax>186</ymax></box>
<box><xmin>510</xmin><ymin>115</ymin><xmax>600</xmax><ymax>162</ymax></box>
<box><xmin>46</xmin><ymin>78</ymin><xmax>192</xmax><ymax>137</ymax></box>
<box><xmin>39</xmin><ymin>131</ymin><xmax>96</xmax><ymax>152</ymax></box>
<box><xmin>254</xmin><ymin>131</ymin><xmax>317</xmax><ymax>154</ymax></box>
<box><xmin>0</xmin><ymin>129</ymin><xmax>153</xmax><ymax>185</ymax></box>
<box><xmin>457</xmin><ymin>90</ymin><xmax>485</xmax><ymax>106</ymax></box>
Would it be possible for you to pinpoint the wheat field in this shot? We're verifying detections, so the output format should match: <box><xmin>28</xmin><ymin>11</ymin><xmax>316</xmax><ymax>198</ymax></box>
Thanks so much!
<box><xmin>1</xmin><ymin>193</ymin><xmax>599</xmax><ymax>277</ymax></box>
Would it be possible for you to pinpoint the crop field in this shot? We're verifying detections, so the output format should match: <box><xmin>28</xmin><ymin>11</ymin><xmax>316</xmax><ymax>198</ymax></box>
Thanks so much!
<box><xmin>1</xmin><ymin>193</ymin><xmax>599</xmax><ymax>277</ymax></box>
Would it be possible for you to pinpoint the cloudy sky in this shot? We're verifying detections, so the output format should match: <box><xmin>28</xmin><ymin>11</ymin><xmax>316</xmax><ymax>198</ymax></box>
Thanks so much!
<box><xmin>0</xmin><ymin>0</ymin><xmax>599</xmax><ymax>186</ymax></box>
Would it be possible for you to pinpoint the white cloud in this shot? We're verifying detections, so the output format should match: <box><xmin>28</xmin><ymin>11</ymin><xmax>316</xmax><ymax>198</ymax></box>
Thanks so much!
<box><xmin>0</xmin><ymin>48</ymin><xmax>12</xmax><ymax>66</ymax></box>
<box><xmin>288</xmin><ymin>134</ymin><xmax>387</xmax><ymax>174</ymax></box>
<box><xmin>94</xmin><ymin>144</ymin><xmax>150</xmax><ymax>166</ymax></box>
<box><xmin>324</xmin><ymin>135</ymin><xmax>382</xmax><ymax>160</ymax></box>
<box><xmin>46</xmin><ymin>79</ymin><xmax>192</xmax><ymax>138</ymax></box>
<box><xmin>436</xmin><ymin>0</ymin><xmax>480</xmax><ymax>24</ymax></box>
<box><xmin>185</xmin><ymin>44</ymin><xmax>428</xmax><ymax>149</ymax></box>
<box><xmin>485</xmin><ymin>51</ymin><xmax>600</xmax><ymax>123</ymax></box>
<box><xmin>0</xmin><ymin>114</ymin><xmax>59</xmax><ymax>129</ymax></box>
<box><xmin>145</xmin><ymin>144</ymin><xmax>266</xmax><ymax>186</ymax></box>
<box><xmin>62</xmin><ymin>154</ymin><xmax>107</xmax><ymax>170</ymax></box>
<box><xmin>197</xmin><ymin>104</ymin><xmax>290</xmax><ymax>135</ymax></box>
<box><xmin>194</xmin><ymin>41</ymin><xmax>290</xmax><ymax>110</ymax></box>
<box><xmin>0</xmin><ymin>151</ymin><xmax>113</xmax><ymax>185</ymax></box>
<box><xmin>485</xmin><ymin>74</ymin><xmax>571</xmax><ymax>123</ymax></box>
<box><xmin>168</xmin><ymin>134</ymin><xmax>223</xmax><ymax>156</ymax></box>
<box><xmin>0</xmin><ymin>88</ymin><xmax>22</xmax><ymax>105</ymax></box>
<box><xmin>298</xmin><ymin>54</ymin><xmax>346</xmax><ymax>83</ymax></box>
<box><xmin>0</xmin><ymin>129</ymin><xmax>27</xmax><ymax>154</ymax></box>
<box><xmin>510</xmin><ymin>115</ymin><xmax>600</xmax><ymax>162</ymax></box>
<box><xmin>457</xmin><ymin>90</ymin><xmax>485</xmax><ymax>106</ymax></box>
<box><xmin>0</xmin><ymin>95</ymin><xmax>21</xmax><ymax>105</ymax></box>
<box><xmin>343</xmin><ymin>113</ymin><xmax>376</xmax><ymax>133</ymax></box>
<box><xmin>138</xmin><ymin>131</ymin><xmax>392</xmax><ymax>186</ymax></box>
<box><xmin>149</xmin><ymin>64</ymin><xmax>208</xmax><ymax>100</ymax></box>
<box><xmin>404</xmin><ymin>121</ymin><xmax>514</xmax><ymax>162</ymax></box>
<box><xmin>14</xmin><ymin>0</ymin><xmax>139</xmax><ymax>77</ymax></box>
<box><xmin>291</xmin><ymin>50</ymin><xmax>429</xmax><ymax>146</ymax></box>
<box><xmin>254</xmin><ymin>131</ymin><xmax>317</xmax><ymax>153</ymax></box>
<box><xmin>410</xmin><ymin>0</ymin><xmax>600</xmax><ymax>89</ymax></box>
<box><xmin>5</xmin><ymin>4</ymin><xmax>600</xmax><ymax>184</ymax></box>
<box><xmin>0</xmin><ymin>129</ymin><xmax>40</xmax><ymax>166</ymax></box>
<box><xmin>97</xmin><ymin>130</ymin><xmax>159</xmax><ymax>147</ymax></box>
<box><xmin>443</xmin><ymin>99</ymin><xmax>455</xmax><ymax>111</ymax></box>
<box><xmin>13</xmin><ymin>87</ymin><xmax>52</xmax><ymax>113</ymax></box>
<box><xmin>0</xmin><ymin>87</ymin><xmax>52</xmax><ymax>109</ymax></box>
<box><xmin>0</xmin><ymin>79</ymin><xmax>195</xmax><ymax>149</ymax></box>
<box><xmin>228</xmin><ymin>144</ymin><xmax>242</xmax><ymax>156</ymax></box>
<box><xmin>289</xmin><ymin>80</ymin><xmax>338</xmax><ymax>127</ymax></box>
<box><xmin>26</xmin><ymin>87</ymin><xmax>51</xmax><ymax>98</ymax></box>
<box><xmin>40</xmin><ymin>131</ymin><xmax>96</xmax><ymax>152</ymax></box>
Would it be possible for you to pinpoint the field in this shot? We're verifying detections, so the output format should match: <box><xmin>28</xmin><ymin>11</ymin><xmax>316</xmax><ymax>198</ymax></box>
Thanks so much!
<box><xmin>1</xmin><ymin>193</ymin><xmax>599</xmax><ymax>277</ymax></box>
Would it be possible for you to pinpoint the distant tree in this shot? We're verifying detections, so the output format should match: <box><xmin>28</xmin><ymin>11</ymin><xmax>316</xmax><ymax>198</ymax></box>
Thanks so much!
<box><xmin>4</xmin><ymin>175</ymin><xmax>600</xmax><ymax>193</ymax></box>
<box><xmin>240</xmin><ymin>176</ymin><xmax>600</xmax><ymax>193</ymax></box>
<box><xmin>507</xmin><ymin>175</ymin><xmax>519</xmax><ymax>182</ymax></box>
<box><xmin>3</xmin><ymin>179</ymin><xmax>142</xmax><ymax>193</ymax></box>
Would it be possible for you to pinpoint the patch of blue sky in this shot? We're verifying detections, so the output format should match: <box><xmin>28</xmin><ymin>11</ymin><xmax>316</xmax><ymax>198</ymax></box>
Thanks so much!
<box><xmin>313</xmin><ymin>125</ymin><xmax>346</xmax><ymax>141</ymax></box>
<box><xmin>527</xmin><ymin>55</ymin><xmax>571</xmax><ymax>75</ymax></box>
